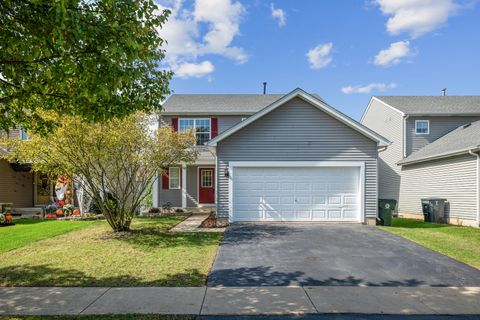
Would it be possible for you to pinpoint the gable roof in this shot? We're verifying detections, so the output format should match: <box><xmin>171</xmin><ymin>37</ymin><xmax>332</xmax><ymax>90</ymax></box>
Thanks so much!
<box><xmin>207</xmin><ymin>88</ymin><xmax>391</xmax><ymax>147</ymax></box>
<box><xmin>161</xmin><ymin>94</ymin><xmax>285</xmax><ymax>115</ymax></box>
<box><xmin>373</xmin><ymin>96</ymin><xmax>480</xmax><ymax>116</ymax></box>
<box><xmin>398</xmin><ymin>120</ymin><xmax>480</xmax><ymax>165</ymax></box>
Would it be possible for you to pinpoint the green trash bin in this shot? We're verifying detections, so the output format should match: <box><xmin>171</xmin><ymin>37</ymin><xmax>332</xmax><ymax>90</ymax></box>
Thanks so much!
<box><xmin>378</xmin><ymin>199</ymin><xmax>397</xmax><ymax>226</ymax></box>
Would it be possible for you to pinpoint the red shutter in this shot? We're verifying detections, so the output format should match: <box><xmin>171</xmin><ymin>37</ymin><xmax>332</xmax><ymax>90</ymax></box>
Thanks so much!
<box><xmin>211</xmin><ymin>117</ymin><xmax>218</xmax><ymax>138</ymax></box>
<box><xmin>162</xmin><ymin>168</ymin><xmax>169</xmax><ymax>189</ymax></box>
<box><xmin>172</xmin><ymin>118</ymin><xmax>178</xmax><ymax>131</ymax></box>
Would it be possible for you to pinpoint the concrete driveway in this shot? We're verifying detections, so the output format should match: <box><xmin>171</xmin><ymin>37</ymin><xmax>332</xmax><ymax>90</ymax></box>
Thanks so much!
<box><xmin>207</xmin><ymin>223</ymin><xmax>480</xmax><ymax>287</ymax></box>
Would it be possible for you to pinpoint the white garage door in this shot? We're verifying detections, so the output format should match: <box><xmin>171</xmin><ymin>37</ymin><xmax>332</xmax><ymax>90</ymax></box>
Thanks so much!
<box><xmin>231</xmin><ymin>166</ymin><xmax>362</xmax><ymax>222</ymax></box>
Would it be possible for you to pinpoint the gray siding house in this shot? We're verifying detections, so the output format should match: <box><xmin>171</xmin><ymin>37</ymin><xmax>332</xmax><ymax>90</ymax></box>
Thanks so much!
<box><xmin>361</xmin><ymin>96</ymin><xmax>480</xmax><ymax>227</ymax></box>
<box><xmin>155</xmin><ymin>88</ymin><xmax>389</xmax><ymax>224</ymax></box>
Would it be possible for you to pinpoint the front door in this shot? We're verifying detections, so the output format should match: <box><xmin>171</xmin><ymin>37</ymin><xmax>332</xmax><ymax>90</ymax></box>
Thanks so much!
<box><xmin>199</xmin><ymin>168</ymin><xmax>215</xmax><ymax>204</ymax></box>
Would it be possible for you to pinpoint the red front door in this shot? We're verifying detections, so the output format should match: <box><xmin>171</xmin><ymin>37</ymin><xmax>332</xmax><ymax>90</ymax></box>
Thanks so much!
<box><xmin>199</xmin><ymin>168</ymin><xmax>215</xmax><ymax>204</ymax></box>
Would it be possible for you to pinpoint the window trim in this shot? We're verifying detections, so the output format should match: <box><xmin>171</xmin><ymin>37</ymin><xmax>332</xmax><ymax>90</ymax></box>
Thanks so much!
<box><xmin>178</xmin><ymin>118</ymin><xmax>212</xmax><ymax>145</ymax></box>
<box><xmin>20</xmin><ymin>128</ymin><xmax>29</xmax><ymax>141</ymax></box>
<box><xmin>168</xmin><ymin>167</ymin><xmax>181</xmax><ymax>190</ymax></box>
<box><xmin>415</xmin><ymin>120</ymin><xmax>430</xmax><ymax>135</ymax></box>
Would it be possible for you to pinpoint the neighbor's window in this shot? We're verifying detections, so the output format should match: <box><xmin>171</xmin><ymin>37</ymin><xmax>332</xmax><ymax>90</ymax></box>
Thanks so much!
<box><xmin>168</xmin><ymin>167</ymin><xmax>180</xmax><ymax>189</ymax></box>
<box><xmin>415</xmin><ymin>120</ymin><xmax>430</xmax><ymax>134</ymax></box>
<box><xmin>20</xmin><ymin>128</ymin><xmax>29</xmax><ymax>141</ymax></box>
<box><xmin>179</xmin><ymin>118</ymin><xmax>211</xmax><ymax>145</ymax></box>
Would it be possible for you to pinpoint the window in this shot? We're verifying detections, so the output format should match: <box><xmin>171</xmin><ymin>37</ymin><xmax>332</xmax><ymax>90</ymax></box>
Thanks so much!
<box><xmin>179</xmin><ymin>118</ymin><xmax>211</xmax><ymax>146</ymax></box>
<box><xmin>415</xmin><ymin>120</ymin><xmax>430</xmax><ymax>134</ymax></box>
<box><xmin>20</xmin><ymin>128</ymin><xmax>29</xmax><ymax>141</ymax></box>
<box><xmin>168</xmin><ymin>167</ymin><xmax>180</xmax><ymax>189</ymax></box>
<box><xmin>201</xmin><ymin>169</ymin><xmax>213</xmax><ymax>188</ymax></box>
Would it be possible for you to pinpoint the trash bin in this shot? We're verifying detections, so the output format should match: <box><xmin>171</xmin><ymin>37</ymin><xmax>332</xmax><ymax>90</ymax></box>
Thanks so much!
<box><xmin>421</xmin><ymin>198</ymin><xmax>447</xmax><ymax>223</ymax></box>
<box><xmin>378</xmin><ymin>199</ymin><xmax>397</xmax><ymax>226</ymax></box>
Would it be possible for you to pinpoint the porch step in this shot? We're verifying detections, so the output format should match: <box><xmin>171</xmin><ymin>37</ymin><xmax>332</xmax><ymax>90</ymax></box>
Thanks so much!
<box><xmin>183</xmin><ymin>207</ymin><xmax>215</xmax><ymax>215</ymax></box>
<box><xmin>11</xmin><ymin>207</ymin><xmax>43</xmax><ymax>219</ymax></box>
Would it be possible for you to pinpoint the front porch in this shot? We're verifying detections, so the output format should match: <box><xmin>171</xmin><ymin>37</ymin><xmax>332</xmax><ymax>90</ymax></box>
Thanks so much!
<box><xmin>154</xmin><ymin>149</ymin><xmax>216</xmax><ymax>209</ymax></box>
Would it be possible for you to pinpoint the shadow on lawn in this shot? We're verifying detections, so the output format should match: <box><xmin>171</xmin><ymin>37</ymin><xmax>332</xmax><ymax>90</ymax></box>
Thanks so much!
<box><xmin>207</xmin><ymin>265</ymin><xmax>427</xmax><ymax>287</ymax></box>
<box><xmin>107</xmin><ymin>227</ymin><xmax>221</xmax><ymax>250</ymax></box>
<box><xmin>0</xmin><ymin>264</ymin><xmax>207</xmax><ymax>287</ymax></box>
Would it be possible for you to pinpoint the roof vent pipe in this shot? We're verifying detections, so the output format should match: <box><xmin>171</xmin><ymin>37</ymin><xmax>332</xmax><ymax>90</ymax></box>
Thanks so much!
<box><xmin>441</xmin><ymin>88</ymin><xmax>447</xmax><ymax>96</ymax></box>
<box><xmin>263</xmin><ymin>82</ymin><xmax>267</xmax><ymax>94</ymax></box>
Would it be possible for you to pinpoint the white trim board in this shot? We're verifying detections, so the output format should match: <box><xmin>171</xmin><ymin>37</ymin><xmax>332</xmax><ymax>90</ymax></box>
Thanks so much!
<box><xmin>207</xmin><ymin>88</ymin><xmax>390</xmax><ymax>147</ymax></box>
<box><xmin>227</xmin><ymin>161</ymin><xmax>365</xmax><ymax>223</ymax></box>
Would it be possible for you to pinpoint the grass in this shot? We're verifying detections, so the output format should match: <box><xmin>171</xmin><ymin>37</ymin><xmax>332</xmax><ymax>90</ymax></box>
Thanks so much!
<box><xmin>0</xmin><ymin>216</ymin><xmax>222</xmax><ymax>287</ymax></box>
<box><xmin>0</xmin><ymin>219</ymin><xmax>96</xmax><ymax>253</ymax></box>
<box><xmin>0</xmin><ymin>316</ymin><xmax>193</xmax><ymax>320</ymax></box>
<box><xmin>380</xmin><ymin>217</ymin><xmax>480</xmax><ymax>269</ymax></box>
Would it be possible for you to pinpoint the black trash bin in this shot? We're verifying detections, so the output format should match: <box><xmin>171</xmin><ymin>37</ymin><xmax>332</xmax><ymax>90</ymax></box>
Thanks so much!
<box><xmin>421</xmin><ymin>198</ymin><xmax>447</xmax><ymax>223</ymax></box>
<box><xmin>378</xmin><ymin>199</ymin><xmax>397</xmax><ymax>226</ymax></box>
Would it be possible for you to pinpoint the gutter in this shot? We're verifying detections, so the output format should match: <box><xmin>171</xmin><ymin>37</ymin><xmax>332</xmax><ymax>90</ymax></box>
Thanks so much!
<box><xmin>468</xmin><ymin>148</ymin><xmax>480</xmax><ymax>226</ymax></box>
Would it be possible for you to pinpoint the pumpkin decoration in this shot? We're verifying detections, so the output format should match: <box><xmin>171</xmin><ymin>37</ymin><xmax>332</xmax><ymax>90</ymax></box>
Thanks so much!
<box><xmin>56</xmin><ymin>209</ymin><xmax>63</xmax><ymax>216</ymax></box>
<box><xmin>5</xmin><ymin>215</ymin><xmax>12</xmax><ymax>222</ymax></box>
<box><xmin>73</xmin><ymin>209</ymin><xmax>80</xmax><ymax>216</ymax></box>
<box><xmin>58</xmin><ymin>200</ymin><xmax>65</xmax><ymax>207</ymax></box>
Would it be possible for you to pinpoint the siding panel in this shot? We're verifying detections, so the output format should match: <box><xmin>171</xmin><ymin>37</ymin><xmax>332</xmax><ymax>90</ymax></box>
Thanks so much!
<box><xmin>0</xmin><ymin>160</ymin><xmax>34</xmax><ymax>207</ymax></box>
<box><xmin>216</xmin><ymin>98</ymin><xmax>378</xmax><ymax>219</ymax></box>
<box><xmin>361</xmin><ymin>99</ymin><xmax>403</xmax><ymax>201</ymax></box>
<box><xmin>399</xmin><ymin>154</ymin><xmax>478</xmax><ymax>222</ymax></box>
<box><xmin>406</xmin><ymin>116</ymin><xmax>480</xmax><ymax>155</ymax></box>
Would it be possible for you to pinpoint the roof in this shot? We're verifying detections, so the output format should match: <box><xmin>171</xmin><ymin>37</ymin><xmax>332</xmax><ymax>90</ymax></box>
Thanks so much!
<box><xmin>161</xmin><ymin>94</ymin><xmax>286</xmax><ymax>115</ymax></box>
<box><xmin>398</xmin><ymin>120</ymin><xmax>480</xmax><ymax>165</ymax></box>
<box><xmin>374</xmin><ymin>96</ymin><xmax>480</xmax><ymax>116</ymax></box>
<box><xmin>207</xmin><ymin>88</ymin><xmax>391</xmax><ymax>147</ymax></box>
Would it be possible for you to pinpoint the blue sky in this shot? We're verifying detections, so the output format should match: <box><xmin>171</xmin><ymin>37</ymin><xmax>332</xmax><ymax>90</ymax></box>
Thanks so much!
<box><xmin>157</xmin><ymin>0</ymin><xmax>480</xmax><ymax>120</ymax></box>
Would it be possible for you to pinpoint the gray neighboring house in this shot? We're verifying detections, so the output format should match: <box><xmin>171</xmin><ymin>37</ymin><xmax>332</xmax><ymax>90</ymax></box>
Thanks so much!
<box><xmin>361</xmin><ymin>96</ymin><xmax>480</xmax><ymax>227</ymax></box>
<box><xmin>154</xmin><ymin>88</ymin><xmax>390</xmax><ymax>224</ymax></box>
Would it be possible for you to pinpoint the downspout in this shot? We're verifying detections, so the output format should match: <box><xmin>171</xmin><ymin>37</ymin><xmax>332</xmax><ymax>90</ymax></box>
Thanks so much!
<box><xmin>376</xmin><ymin>145</ymin><xmax>389</xmax><ymax>222</ymax></box>
<box><xmin>402</xmin><ymin>115</ymin><xmax>409</xmax><ymax>158</ymax></box>
<box><xmin>468</xmin><ymin>149</ymin><xmax>480</xmax><ymax>226</ymax></box>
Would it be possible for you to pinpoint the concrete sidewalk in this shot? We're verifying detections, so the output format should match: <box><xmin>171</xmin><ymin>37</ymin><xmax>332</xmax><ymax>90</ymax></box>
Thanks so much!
<box><xmin>0</xmin><ymin>286</ymin><xmax>479</xmax><ymax>316</ymax></box>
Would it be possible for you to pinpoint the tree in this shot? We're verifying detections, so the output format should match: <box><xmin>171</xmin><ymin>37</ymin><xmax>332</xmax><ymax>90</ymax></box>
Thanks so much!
<box><xmin>0</xmin><ymin>0</ymin><xmax>172</xmax><ymax>134</ymax></box>
<box><xmin>1</xmin><ymin>113</ymin><xmax>197</xmax><ymax>232</ymax></box>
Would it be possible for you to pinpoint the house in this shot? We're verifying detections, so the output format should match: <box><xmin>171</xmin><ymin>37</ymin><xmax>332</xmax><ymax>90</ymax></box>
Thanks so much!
<box><xmin>0</xmin><ymin>127</ymin><xmax>57</xmax><ymax>213</ymax></box>
<box><xmin>361</xmin><ymin>96</ymin><xmax>480</xmax><ymax>227</ymax></box>
<box><xmin>153</xmin><ymin>88</ymin><xmax>390</xmax><ymax>224</ymax></box>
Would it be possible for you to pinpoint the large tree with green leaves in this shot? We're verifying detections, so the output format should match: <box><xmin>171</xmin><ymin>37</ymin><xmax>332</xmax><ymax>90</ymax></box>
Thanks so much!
<box><xmin>1</xmin><ymin>113</ymin><xmax>197</xmax><ymax>232</ymax></box>
<box><xmin>0</xmin><ymin>0</ymin><xmax>172</xmax><ymax>133</ymax></box>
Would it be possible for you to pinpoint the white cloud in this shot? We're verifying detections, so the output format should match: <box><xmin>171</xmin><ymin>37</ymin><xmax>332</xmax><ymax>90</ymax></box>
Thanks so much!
<box><xmin>174</xmin><ymin>61</ymin><xmax>215</xmax><ymax>78</ymax></box>
<box><xmin>374</xmin><ymin>41</ymin><xmax>413</xmax><ymax>66</ymax></box>
<box><xmin>270</xmin><ymin>3</ymin><xmax>286</xmax><ymax>27</ymax></box>
<box><xmin>373</xmin><ymin>0</ymin><xmax>460</xmax><ymax>38</ymax></box>
<box><xmin>156</xmin><ymin>0</ymin><xmax>247</xmax><ymax>78</ymax></box>
<box><xmin>341</xmin><ymin>82</ymin><xmax>397</xmax><ymax>94</ymax></box>
<box><xmin>306</xmin><ymin>43</ymin><xmax>333</xmax><ymax>69</ymax></box>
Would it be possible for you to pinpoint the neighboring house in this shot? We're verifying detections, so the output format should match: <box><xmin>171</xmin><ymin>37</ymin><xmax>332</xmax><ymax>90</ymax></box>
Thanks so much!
<box><xmin>154</xmin><ymin>88</ymin><xmax>390</xmax><ymax>224</ymax></box>
<box><xmin>361</xmin><ymin>96</ymin><xmax>480</xmax><ymax>227</ymax></box>
<box><xmin>0</xmin><ymin>127</ymin><xmax>56</xmax><ymax>210</ymax></box>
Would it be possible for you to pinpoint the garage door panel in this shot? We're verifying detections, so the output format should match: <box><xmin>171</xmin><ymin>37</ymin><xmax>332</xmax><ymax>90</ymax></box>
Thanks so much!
<box><xmin>232</xmin><ymin>166</ymin><xmax>361</xmax><ymax>222</ymax></box>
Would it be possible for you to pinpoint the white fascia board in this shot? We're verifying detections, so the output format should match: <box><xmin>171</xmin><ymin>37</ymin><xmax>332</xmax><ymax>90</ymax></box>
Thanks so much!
<box><xmin>208</xmin><ymin>88</ymin><xmax>391</xmax><ymax>147</ymax></box>
<box><xmin>398</xmin><ymin>146</ymin><xmax>480</xmax><ymax>166</ymax></box>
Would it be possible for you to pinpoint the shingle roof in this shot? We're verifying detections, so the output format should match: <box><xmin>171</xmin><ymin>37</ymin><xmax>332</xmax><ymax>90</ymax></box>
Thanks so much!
<box><xmin>398</xmin><ymin>120</ymin><xmax>480</xmax><ymax>165</ymax></box>
<box><xmin>161</xmin><ymin>94</ymin><xmax>286</xmax><ymax>115</ymax></box>
<box><xmin>375</xmin><ymin>96</ymin><xmax>480</xmax><ymax>115</ymax></box>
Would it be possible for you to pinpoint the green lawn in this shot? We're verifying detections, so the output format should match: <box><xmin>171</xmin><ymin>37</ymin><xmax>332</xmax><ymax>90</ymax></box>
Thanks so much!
<box><xmin>0</xmin><ymin>216</ymin><xmax>222</xmax><ymax>287</ymax></box>
<box><xmin>380</xmin><ymin>218</ymin><xmax>480</xmax><ymax>269</ymax></box>
<box><xmin>0</xmin><ymin>316</ymin><xmax>193</xmax><ymax>320</ymax></box>
<box><xmin>0</xmin><ymin>219</ymin><xmax>96</xmax><ymax>253</ymax></box>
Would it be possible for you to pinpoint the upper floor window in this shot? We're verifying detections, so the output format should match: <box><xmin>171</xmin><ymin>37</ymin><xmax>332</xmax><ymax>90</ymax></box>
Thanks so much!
<box><xmin>179</xmin><ymin>118</ymin><xmax>211</xmax><ymax>146</ymax></box>
<box><xmin>415</xmin><ymin>120</ymin><xmax>430</xmax><ymax>135</ymax></box>
<box><xmin>20</xmin><ymin>128</ymin><xmax>29</xmax><ymax>141</ymax></box>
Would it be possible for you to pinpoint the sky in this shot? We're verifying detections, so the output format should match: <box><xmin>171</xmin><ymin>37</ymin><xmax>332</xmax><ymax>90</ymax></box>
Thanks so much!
<box><xmin>156</xmin><ymin>0</ymin><xmax>480</xmax><ymax>120</ymax></box>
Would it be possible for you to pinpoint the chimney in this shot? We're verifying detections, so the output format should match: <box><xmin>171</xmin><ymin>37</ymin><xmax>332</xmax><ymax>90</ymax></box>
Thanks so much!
<box><xmin>441</xmin><ymin>88</ymin><xmax>447</xmax><ymax>96</ymax></box>
<box><xmin>263</xmin><ymin>82</ymin><xmax>267</xmax><ymax>94</ymax></box>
